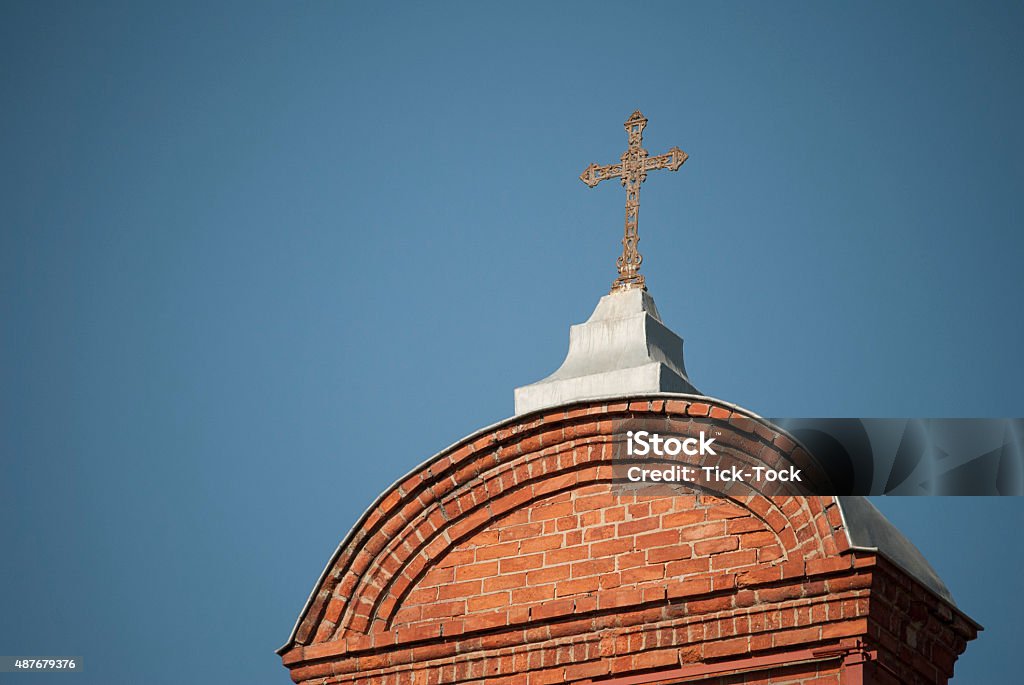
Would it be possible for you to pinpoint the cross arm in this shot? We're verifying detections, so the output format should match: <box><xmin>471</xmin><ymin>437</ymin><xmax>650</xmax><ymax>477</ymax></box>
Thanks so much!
<box><xmin>643</xmin><ymin>146</ymin><xmax>689</xmax><ymax>173</ymax></box>
<box><xmin>579</xmin><ymin>162</ymin><xmax>624</xmax><ymax>188</ymax></box>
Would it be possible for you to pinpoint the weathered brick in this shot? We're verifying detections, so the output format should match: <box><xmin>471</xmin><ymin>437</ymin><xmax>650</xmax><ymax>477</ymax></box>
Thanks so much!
<box><xmin>555</xmin><ymin>576</ymin><xmax>599</xmax><ymax>596</ymax></box>
<box><xmin>467</xmin><ymin>592</ymin><xmax>509</xmax><ymax>612</ymax></box>
<box><xmin>455</xmin><ymin>561</ymin><xmax>499</xmax><ymax>581</ymax></box>
<box><xmin>648</xmin><ymin>544</ymin><xmax>692</xmax><ymax>564</ymax></box>
<box><xmin>284</xmin><ymin>402</ymin><xmax>979</xmax><ymax>685</ymax></box>
<box><xmin>499</xmin><ymin>553</ymin><xmax>544</xmax><ymax>573</ymax></box>
<box><xmin>695</xmin><ymin>536</ymin><xmax>740</xmax><ymax>556</ymax></box>
<box><xmin>474</xmin><ymin>540</ymin><xmax>520</xmax><ymax>561</ymax></box>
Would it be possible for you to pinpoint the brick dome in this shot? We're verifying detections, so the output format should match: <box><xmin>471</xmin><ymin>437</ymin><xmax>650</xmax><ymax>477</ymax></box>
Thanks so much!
<box><xmin>279</xmin><ymin>395</ymin><xmax>979</xmax><ymax>684</ymax></box>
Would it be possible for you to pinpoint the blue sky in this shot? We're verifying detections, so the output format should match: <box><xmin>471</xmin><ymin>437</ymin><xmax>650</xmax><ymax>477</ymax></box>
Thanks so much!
<box><xmin>1</xmin><ymin>2</ymin><xmax>1022</xmax><ymax>683</ymax></box>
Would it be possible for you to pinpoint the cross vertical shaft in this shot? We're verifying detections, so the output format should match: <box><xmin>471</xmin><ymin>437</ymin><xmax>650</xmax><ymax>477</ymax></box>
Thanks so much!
<box><xmin>619</xmin><ymin>115</ymin><xmax>646</xmax><ymax>291</ymax></box>
<box><xmin>580</xmin><ymin>111</ymin><xmax>688</xmax><ymax>293</ymax></box>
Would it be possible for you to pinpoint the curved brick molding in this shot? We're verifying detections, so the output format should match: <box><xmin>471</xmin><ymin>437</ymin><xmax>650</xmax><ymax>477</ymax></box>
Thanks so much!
<box><xmin>279</xmin><ymin>395</ymin><xmax>979</xmax><ymax>685</ymax></box>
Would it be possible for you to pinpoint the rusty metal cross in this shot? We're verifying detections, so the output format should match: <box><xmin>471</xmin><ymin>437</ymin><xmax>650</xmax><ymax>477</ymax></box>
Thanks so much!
<box><xmin>580</xmin><ymin>111</ymin><xmax>688</xmax><ymax>293</ymax></box>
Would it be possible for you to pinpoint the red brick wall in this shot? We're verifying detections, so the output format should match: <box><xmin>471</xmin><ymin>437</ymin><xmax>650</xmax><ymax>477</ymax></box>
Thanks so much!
<box><xmin>280</xmin><ymin>397</ymin><xmax>977</xmax><ymax>684</ymax></box>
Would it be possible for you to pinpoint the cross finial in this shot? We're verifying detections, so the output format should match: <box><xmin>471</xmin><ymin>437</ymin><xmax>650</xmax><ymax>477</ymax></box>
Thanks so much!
<box><xmin>580</xmin><ymin>111</ymin><xmax>688</xmax><ymax>293</ymax></box>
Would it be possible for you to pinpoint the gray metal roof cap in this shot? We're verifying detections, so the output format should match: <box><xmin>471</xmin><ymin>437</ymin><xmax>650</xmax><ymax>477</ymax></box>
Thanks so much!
<box><xmin>514</xmin><ymin>289</ymin><xmax>698</xmax><ymax>415</ymax></box>
<box><xmin>836</xmin><ymin>496</ymin><xmax>955</xmax><ymax>606</ymax></box>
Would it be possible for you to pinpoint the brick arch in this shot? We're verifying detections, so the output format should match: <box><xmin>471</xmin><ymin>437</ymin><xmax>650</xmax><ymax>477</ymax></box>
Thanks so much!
<box><xmin>381</xmin><ymin>486</ymin><xmax>826</xmax><ymax>637</ymax></box>
<box><xmin>286</xmin><ymin>395</ymin><xmax>853</xmax><ymax>652</ymax></box>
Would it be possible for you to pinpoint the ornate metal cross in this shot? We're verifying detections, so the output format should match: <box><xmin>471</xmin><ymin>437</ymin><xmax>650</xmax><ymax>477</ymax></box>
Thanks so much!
<box><xmin>580</xmin><ymin>111</ymin><xmax>688</xmax><ymax>293</ymax></box>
